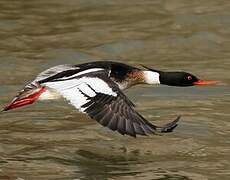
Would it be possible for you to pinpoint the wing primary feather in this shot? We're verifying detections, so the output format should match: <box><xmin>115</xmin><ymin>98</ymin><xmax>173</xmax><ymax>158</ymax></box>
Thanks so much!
<box><xmin>157</xmin><ymin>116</ymin><xmax>181</xmax><ymax>133</ymax></box>
<box><xmin>141</xmin><ymin>124</ymin><xmax>155</xmax><ymax>134</ymax></box>
<box><xmin>92</xmin><ymin>107</ymin><xmax>109</xmax><ymax>123</ymax></box>
<box><xmin>117</xmin><ymin>118</ymin><xmax>126</xmax><ymax>135</ymax></box>
<box><xmin>107</xmin><ymin>114</ymin><xmax>118</xmax><ymax>131</ymax></box>
<box><xmin>132</xmin><ymin>123</ymin><xmax>146</xmax><ymax>135</ymax></box>
<box><xmin>125</xmin><ymin>119</ymin><xmax>136</xmax><ymax>137</ymax></box>
<box><xmin>95</xmin><ymin>94</ymin><xmax>113</xmax><ymax>104</ymax></box>
<box><xmin>99</xmin><ymin>110</ymin><xmax>111</xmax><ymax>126</ymax></box>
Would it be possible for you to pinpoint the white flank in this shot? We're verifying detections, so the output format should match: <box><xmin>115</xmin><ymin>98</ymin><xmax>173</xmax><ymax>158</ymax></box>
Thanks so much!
<box><xmin>44</xmin><ymin>76</ymin><xmax>117</xmax><ymax>112</ymax></box>
<box><xmin>143</xmin><ymin>71</ymin><xmax>160</xmax><ymax>85</ymax></box>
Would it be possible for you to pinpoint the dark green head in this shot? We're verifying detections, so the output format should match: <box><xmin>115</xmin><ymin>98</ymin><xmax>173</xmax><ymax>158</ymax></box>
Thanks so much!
<box><xmin>142</xmin><ymin>65</ymin><xmax>217</xmax><ymax>86</ymax></box>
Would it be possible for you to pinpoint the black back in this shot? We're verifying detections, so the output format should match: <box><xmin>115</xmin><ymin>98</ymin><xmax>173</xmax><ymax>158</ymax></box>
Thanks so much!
<box><xmin>39</xmin><ymin>61</ymin><xmax>139</xmax><ymax>84</ymax></box>
<box><xmin>77</xmin><ymin>61</ymin><xmax>139</xmax><ymax>82</ymax></box>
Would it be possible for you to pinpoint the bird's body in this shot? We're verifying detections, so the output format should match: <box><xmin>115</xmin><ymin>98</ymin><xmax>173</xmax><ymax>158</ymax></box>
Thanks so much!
<box><xmin>37</xmin><ymin>61</ymin><xmax>159</xmax><ymax>91</ymax></box>
<box><xmin>3</xmin><ymin>61</ymin><xmax>217</xmax><ymax>137</ymax></box>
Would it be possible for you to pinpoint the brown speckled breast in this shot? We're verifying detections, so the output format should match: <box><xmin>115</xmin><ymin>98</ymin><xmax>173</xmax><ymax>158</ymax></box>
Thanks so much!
<box><xmin>113</xmin><ymin>70</ymin><xmax>145</xmax><ymax>90</ymax></box>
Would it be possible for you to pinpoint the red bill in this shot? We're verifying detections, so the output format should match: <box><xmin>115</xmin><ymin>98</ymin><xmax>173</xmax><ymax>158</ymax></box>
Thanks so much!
<box><xmin>193</xmin><ymin>80</ymin><xmax>218</xmax><ymax>86</ymax></box>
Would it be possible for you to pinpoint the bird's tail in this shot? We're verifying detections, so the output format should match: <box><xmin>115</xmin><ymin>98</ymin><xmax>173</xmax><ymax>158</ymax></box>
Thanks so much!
<box><xmin>2</xmin><ymin>83</ymin><xmax>46</xmax><ymax>111</ymax></box>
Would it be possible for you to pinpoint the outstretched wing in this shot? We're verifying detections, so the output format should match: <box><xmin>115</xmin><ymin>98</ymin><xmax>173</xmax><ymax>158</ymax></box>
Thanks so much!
<box><xmin>81</xmin><ymin>88</ymin><xmax>158</xmax><ymax>137</ymax></box>
<box><xmin>42</xmin><ymin>69</ymin><xmax>178</xmax><ymax>137</ymax></box>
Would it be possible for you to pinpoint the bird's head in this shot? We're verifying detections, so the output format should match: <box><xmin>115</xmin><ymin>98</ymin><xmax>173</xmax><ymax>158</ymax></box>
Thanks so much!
<box><xmin>142</xmin><ymin>65</ymin><xmax>218</xmax><ymax>87</ymax></box>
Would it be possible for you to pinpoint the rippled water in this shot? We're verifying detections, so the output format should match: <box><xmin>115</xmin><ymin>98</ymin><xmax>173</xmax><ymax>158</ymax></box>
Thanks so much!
<box><xmin>0</xmin><ymin>0</ymin><xmax>230</xmax><ymax>179</ymax></box>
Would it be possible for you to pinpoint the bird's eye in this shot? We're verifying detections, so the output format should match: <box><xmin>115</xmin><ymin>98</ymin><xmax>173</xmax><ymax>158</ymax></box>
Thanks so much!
<box><xmin>187</xmin><ymin>76</ymin><xmax>192</xmax><ymax>80</ymax></box>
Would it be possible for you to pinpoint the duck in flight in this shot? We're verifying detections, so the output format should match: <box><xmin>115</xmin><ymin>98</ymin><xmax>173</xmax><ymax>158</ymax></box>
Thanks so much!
<box><xmin>2</xmin><ymin>61</ymin><xmax>217</xmax><ymax>137</ymax></box>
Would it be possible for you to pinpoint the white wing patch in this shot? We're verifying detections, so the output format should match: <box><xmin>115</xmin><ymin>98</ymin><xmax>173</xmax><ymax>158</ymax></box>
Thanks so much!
<box><xmin>44</xmin><ymin>77</ymin><xmax>117</xmax><ymax>112</ymax></box>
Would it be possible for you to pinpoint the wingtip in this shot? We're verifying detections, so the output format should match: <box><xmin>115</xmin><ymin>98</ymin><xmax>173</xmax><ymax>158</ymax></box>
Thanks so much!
<box><xmin>158</xmin><ymin>115</ymin><xmax>181</xmax><ymax>133</ymax></box>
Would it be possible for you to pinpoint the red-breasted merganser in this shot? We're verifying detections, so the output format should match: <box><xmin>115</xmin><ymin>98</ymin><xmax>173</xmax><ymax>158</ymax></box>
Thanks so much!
<box><xmin>2</xmin><ymin>61</ymin><xmax>217</xmax><ymax>137</ymax></box>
